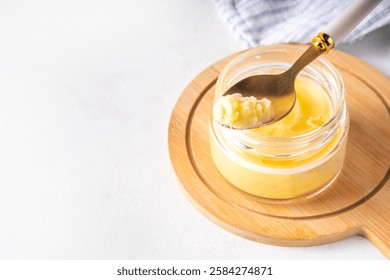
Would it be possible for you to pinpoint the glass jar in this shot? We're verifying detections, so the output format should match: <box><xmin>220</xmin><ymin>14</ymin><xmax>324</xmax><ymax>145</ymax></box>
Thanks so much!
<box><xmin>209</xmin><ymin>44</ymin><xmax>349</xmax><ymax>202</ymax></box>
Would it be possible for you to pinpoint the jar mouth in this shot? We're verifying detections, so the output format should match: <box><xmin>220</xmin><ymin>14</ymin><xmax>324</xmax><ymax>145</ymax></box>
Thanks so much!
<box><xmin>213</xmin><ymin>44</ymin><xmax>347</xmax><ymax>158</ymax></box>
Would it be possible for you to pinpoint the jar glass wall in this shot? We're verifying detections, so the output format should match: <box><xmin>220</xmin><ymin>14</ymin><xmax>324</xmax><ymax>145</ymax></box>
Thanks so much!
<box><xmin>209</xmin><ymin>45</ymin><xmax>349</xmax><ymax>202</ymax></box>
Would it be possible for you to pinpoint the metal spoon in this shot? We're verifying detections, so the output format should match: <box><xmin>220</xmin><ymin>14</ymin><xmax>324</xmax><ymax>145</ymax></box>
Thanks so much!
<box><xmin>221</xmin><ymin>0</ymin><xmax>381</xmax><ymax>129</ymax></box>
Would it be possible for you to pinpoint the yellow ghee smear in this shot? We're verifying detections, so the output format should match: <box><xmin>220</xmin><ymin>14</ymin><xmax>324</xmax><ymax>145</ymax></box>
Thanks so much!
<box><xmin>251</xmin><ymin>79</ymin><xmax>331</xmax><ymax>136</ymax></box>
<box><xmin>213</xmin><ymin>93</ymin><xmax>274</xmax><ymax>129</ymax></box>
<box><xmin>211</xmin><ymin>79</ymin><xmax>347</xmax><ymax>199</ymax></box>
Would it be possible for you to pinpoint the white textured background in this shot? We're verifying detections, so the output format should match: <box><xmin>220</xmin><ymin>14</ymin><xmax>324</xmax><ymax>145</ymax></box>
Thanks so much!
<box><xmin>0</xmin><ymin>0</ymin><xmax>388</xmax><ymax>259</ymax></box>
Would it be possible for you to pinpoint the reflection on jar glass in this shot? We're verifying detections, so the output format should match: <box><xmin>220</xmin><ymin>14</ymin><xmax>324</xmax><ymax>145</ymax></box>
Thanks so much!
<box><xmin>209</xmin><ymin>45</ymin><xmax>349</xmax><ymax>202</ymax></box>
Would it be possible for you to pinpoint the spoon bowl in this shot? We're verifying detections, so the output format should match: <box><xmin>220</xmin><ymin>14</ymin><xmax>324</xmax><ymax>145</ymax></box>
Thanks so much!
<box><xmin>223</xmin><ymin>70</ymin><xmax>297</xmax><ymax>126</ymax></box>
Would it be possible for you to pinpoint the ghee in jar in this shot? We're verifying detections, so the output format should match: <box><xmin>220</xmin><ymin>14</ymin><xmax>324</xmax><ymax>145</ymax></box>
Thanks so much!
<box><xmin>209</xmin><ymin>45</ymin><xmax>349</xmax><ymax>201</ymax></box>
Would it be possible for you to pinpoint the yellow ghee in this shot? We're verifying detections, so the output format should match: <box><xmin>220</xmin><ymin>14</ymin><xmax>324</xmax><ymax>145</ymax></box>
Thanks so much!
<box><xmin>210</xmin><ymin>78</ymin><xmax>348</xmax><ymax>200</ymax></box>
<box><xmin>252</xmin><ymin>80</ymin><xmax>331</xmax><ymax>137</ymax></box>
<box><xmin>213</xmin><ymin>93</ymin><xmax>274</xmax><ymax>129</ymax></box>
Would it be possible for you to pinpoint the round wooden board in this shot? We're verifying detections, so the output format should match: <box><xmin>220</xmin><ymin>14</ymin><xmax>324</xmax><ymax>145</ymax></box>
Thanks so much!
<box><xmin>168</xmin><ymin>44</ymin><xmax>390</xmax><ymax>258</ymax></box>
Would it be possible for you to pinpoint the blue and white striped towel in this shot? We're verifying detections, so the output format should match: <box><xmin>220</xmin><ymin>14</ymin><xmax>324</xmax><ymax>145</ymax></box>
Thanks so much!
<box><xmin>213</xmin><ymin>0</ymin><xmax>390</xmax><ymax>47</ymax></box>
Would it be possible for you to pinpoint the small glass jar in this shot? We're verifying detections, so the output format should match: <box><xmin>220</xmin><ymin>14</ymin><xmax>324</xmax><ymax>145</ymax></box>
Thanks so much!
<box><xmin>209</xmin><ymin>44</ymin><xmax>349</xmax><ymax>202</ymax></box>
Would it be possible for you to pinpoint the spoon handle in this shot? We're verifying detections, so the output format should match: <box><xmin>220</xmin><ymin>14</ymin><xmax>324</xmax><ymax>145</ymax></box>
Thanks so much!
<box><xmin>287</xmin><ymin>45</ymin><xmax>324</xmax><ymax>78</ymax></box>
<box><xmin>324</xmin><ymin>0</ymin><xmax>382</xmax><ymax>46</ymax></box>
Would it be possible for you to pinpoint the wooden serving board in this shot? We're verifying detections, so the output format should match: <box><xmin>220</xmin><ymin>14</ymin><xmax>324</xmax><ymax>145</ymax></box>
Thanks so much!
<box><xmin>168</xmin><ymin>44</ymin><xmax>390</xmax><ymax>258</ymax></box>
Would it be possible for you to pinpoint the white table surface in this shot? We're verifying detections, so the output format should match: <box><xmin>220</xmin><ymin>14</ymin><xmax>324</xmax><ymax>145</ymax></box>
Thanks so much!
<box><xmin>0</xmin><ymin>0</ymin><xmax>389</xmax><ymax>260</ymax></box>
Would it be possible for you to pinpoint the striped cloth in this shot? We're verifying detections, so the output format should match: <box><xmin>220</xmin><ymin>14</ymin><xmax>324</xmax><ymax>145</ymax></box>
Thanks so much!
<box><xmin>213</xmin><ymin>0</ymin><xmax>390</xmax><ymax>47</ymax></box>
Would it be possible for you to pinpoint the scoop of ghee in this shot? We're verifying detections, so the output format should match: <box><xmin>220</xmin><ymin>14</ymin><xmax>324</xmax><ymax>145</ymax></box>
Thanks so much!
<box><xmin>213</xmin><ymin>93</ymin><xmax>274</xmax><ymax>129</ymax></box>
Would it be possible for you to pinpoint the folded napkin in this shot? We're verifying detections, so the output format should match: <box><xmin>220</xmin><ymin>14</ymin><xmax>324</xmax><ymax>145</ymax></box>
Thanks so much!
<box><xmin>213</xmin><ymin>0</ymin><xmax>390</xmax><ymax>47</ymax></box>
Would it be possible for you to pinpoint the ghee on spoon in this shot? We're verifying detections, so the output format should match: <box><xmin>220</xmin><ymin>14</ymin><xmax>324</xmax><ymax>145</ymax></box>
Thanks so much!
<box><xmin>214</xmin><ymin>0</ymin><xmax>381</xmax><ymax>130</ymax></box>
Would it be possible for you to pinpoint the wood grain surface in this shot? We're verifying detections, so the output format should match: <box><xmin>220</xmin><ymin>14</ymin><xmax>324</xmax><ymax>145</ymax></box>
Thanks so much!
<box><xmin>168</xmin><ymin>45</ymin><xmax>390</xmax><ymax>258</ymax></box>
